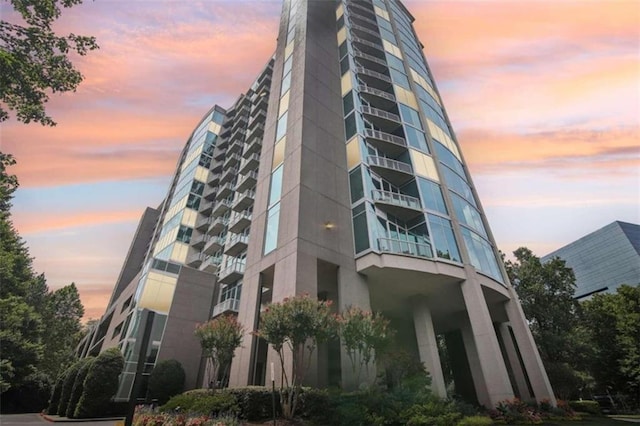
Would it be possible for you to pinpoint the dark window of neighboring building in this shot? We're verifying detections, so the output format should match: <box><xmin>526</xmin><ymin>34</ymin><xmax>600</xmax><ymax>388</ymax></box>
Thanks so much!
<box><xmin>352</xmin><ymin>203</ymin><xmax>369</xmax><ymax>253</ymax></box>
<box><xmin>349</xmin><ymin>167</ymin><xmax>364</xmax><ymax>203</ymax></box>
<box><xmin>344</xmin><ymin>112</ymin><xmax>357</xmax><ymax>140</ymax></box>
<box><xmin>343</xmin><ymin>91</ymin><xmax>354</xmax><ymax>115</ymax></box>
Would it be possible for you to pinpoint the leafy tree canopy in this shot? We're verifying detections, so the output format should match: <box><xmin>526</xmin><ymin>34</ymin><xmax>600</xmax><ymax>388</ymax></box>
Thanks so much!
<box><xmin>1</xmin><ymin>0</ymin><xmax>98</xmax><ymax>125</ymax></box>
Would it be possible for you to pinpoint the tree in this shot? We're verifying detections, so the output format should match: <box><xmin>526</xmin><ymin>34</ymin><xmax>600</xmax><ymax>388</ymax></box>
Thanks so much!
<box><xmin>147</xmin><ymin>359</ymin><xmax>185</xmax><ymax>405</ymax></box>
<box><xmin>505</xmin><ymin>247</ymin><xmax>592</xmax><ymax>398</ymax></box>
<box><xmin>256</xmin><ymin>295</ymin><xmax>337</xmax><ymax>419</ymax></box>
<box><xmin>41</xmin><ymin>283</ymin><xmax>85</xmax><ymax>378</ymax></box>
<box><xmin>195</xmin><ymin>314</ymin><xmax>244</xmax><ymax>390</ymax></box>
<box><xmin>1</xmin><ymin>0</ymin><xmax>98</xmax><ymax>126</ymax></box>
<box><xmin>338</xmin><ymin>306</ymin><xmax>392</xmax><ymax>388</ymax></box>
<box><xmin>582</xmin><ymin>285</ymin><xmax>640</xmax><ymax>403</ymax></box>
<box><xmin>74</xmin><ymin>348</ymin><xmax>123</xmax><ymax>418</ymax></box>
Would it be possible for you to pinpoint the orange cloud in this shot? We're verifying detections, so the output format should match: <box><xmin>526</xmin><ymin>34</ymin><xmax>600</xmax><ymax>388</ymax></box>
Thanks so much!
<box><xmin>15</xmin><ymin>209</ymin><xmax>142</xmax><ymax>235</ymax></box>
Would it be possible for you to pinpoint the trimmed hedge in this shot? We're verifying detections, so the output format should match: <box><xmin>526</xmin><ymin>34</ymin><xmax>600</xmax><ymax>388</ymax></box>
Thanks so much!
<box><xmin>456</xmin><ymin>415</ymin><xmax>493</xmax><ymax>426</ymax></box>
<box><xmin>74</xmin><ymin>348</ymin><xmax>124</xmax><ymax>418</ymax></box>
<box><xmin>147</xmin><ymin>359</ymin><xmax>185</xmax><ymax>405</ymax></box>
<box><xmin>66</xmin><ymin>357</ymin><xmax>95</xmax><ymax>417</ymax></box>
<box><xmin>161</xmin><ymin>389</ymin><xmax>238</xmax><ymax>416</ymax></box>
<box><xmin>47</xmin><ymin>373</ymin><xmax>65</xmax><ymax>415</ymax></box>
<box><xmin>57</xmin><ymin>360</ymin><xmax>83</xmax><ymax>416</ymax></box>
<box><xmin>569</xmin><ymin>400</ymin><xmax>601</xmax><ymax>415</ymax></box>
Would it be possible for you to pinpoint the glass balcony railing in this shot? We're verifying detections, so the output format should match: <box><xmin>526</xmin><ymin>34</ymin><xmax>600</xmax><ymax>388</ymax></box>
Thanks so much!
<box><xmin>378</xmin><ymin>237</ymin><xmax>433</xmax><ymax>259</ymax></box>
<box><xmin>212</xmin><ymin>297</ymin><xmax>241</xmax><ymax>317</ymax></box>
<box><xmin>367</xmin><ymin>155</ymin><xmax>413</xmax><ymax>174</ymax></box>
<box><xmin>217</xmin><ymin>262</ymin><xmax>246</xmax><ymax>284</ymax></box>
<box><xmin>372</xmin><ymin>189</ymin><xmax>421</xmax><ymax>211</ymax></box>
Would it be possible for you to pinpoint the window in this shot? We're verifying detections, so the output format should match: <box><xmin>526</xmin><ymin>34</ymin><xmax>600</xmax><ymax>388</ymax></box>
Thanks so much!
<box><xmin>450</xmin><ymin>192</ymin><xmax>486</xmax><ymax>237</ymax></box>
<box><xmin>418</xmin><ymin>178</ymin><xmax>447</xmax><ymax>214</ymax></box>
<box><xmin>404</xmin><ymin>125</ymin><xmax>429</xmax><ymax>152</ymax></box>
<box><xmin>434</xmin><ymin>141</ymin><xmax>465</xmax><ymax>177</ymax></box>
<box><xmin>264</xmin><ymin>203</ymin><xmax>281</xmax><ymax>254</ymax></box>
<box><xmin>461</xmin><ymin>228</ymin><xmax>503</xmax><ymax>282</ymax></box>
<box><xmin>399</xmin><ymin>104</ymin><xmax>423</xmax><ymax>129</ymax></box>
<box><xmin>428</xmin><ymin>214</ymin><xmax>461</xmax><ymax>262</ymax></box>
<box><xmin>343</xmin><ymin>91</ymin><xmax>354</xmax><ymax>115</ymax></box>
<box><xmin>176</xmin><ymin>225</ymin><xmax>193</xmax><ymax>243</ymax></box>
<box><xmin>390</xmin><ymin>68</ymin><xmax>410</xmax><ymax>88</ymax></box>
<box><xmin>276</xmin><ymin>112</ymin><xmax>288</xmax><ymax>141</ymax></box>
<box><xmin>269</xmin><ymin>165</ymin><xmax>283</xmax><ymax>207</ymax></box>
<box><xmin>349</xmin><ymin>167</ymin><xmax>364</xmax><ymax>203</ymax></box>
<box><xmin>352</xmin><ymin>203</ymin><xmax>369</xmax><ymax>253</ymax></box>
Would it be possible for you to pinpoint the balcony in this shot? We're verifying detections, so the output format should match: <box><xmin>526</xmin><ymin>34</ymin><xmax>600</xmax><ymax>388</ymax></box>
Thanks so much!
<box><xmin>243</xmin><ymin>136</ymin><xmax>262</xmax><ymax>158</ymax></box>
<box><xmin>201</xmin><ymin>255</ymin><xmax>222</xmax><ymax>273</ymax></box>
<box><xmin>228</xmin><ymin>211</ymin><xmax>252</xmax><ymax>234</ymax></box>
<box><xmin>351</xmin><ymin>35</ymin><xmax>385</xmax><ymax>58</ymax></box>
<box><xmin>353</xmin><ymin>48</ymin><xmax>388</xmax><ymax>74</ymax></box>
<box><xmin>246</xmin><ymin>123</ymin><xmax>265</xmax><ymax>142</ymax></box>
<box><xmin>211</xmin><ymin>199</ymin><xmax>232</xmax><ymax>217</ymax></box>
<box><xmin>236</xmin><ymin>171</ymin><xmax>258</xmax><ymax>192</ymax></box>
<box><xmin>367</xmin><ymin>156</ymin><xmax>414</xmax><ymax>185</ymax></box>
<box><xmin>218</xmin><ymin>262</ymin><xmax>245</xmax><ymax>284</ymax></box>
<box><xmin>207</xmin><ymin>216</ymin><xmax>229</xmax><ymax>235</ymax></box>
<box><xmin>203</xmin><ymin>184</ymin><xmax>218</xmax><ymax>201</ymax></box>
<box><xmin>208</xmin><ymin>172</ymin><xmax>220</xmax><ymax>186</ymax></box>
<box><xmin>213</xmin><ymin>145</ymin><xmax>227</xmax><ymax>161</ymax></box>
<box><xmin>219</xmin><ymin>167</ymin><xmax>238</xmax><ymax>185</ymax></box>
<box><xmin>378</xmin><ymin>237</ymin><xmax>433</xmax><ymax>259</ymax></box>
<box><xmin>349</xmin><ymin>22</ymin><xmax>382</xmax><ymax>45</ymax></box>
<box><xmin>227</xmin><ymin>139</ymin><xmax>243</xmax><ymax>156</ymax></box>
<box><xmin>191</xmin><ymin>234</ymin><xmax>209</xmax><ymax>250</ymax></box>
<box><xmin>211</xmin><ymin>297</ymin><xmax>241</xmax><ymax>316</ymax></box>
<box><xmin>252</xmin><ymin>93</ymin><xmax>268</xmax><ymax>115</ymax></box>
<box><xmin>216</xmin><ymin>182</ymin><xmax>235</xmax><ymax>201</ymax></box>
<box><xmin>361</xmin><ymin>105</ymin><xmax>402</xmax><ymax>132</ymax></box>
<box><xmin>224</xmin><ymin>233</ymin><xmax>249</xmax><ymax>256</ymax></box>
<box><xmin>203</xmin><ymin>235</ymin><xmax>226</xmax><ymax>255</ymax></box>
<box><xmin>232</xmin><ymin>189</ymin><xmax>255</xmax><ymax>212</ymax></box>
<box><xmin>347</xmin><ymin>3</ymin><xmax>377</xmax><ymax>22</ymax></box>
<box><xmin>372</xmin><ymin>189</ymin><xmax>422</xmax><ymax>220</ymax></box>
<box><xmin>199</xmin><ymin>199</ymin><xmax>214</xmax><ymax>215</ymax></box>
<box><xmin>239</xmin><ymin>153</ymin><xmax>260</xmax><ymax>175</ymax></box>
<box><xmin>358</xmin><ymin>84</ymin><xmax>396</xmax><ymax>110</ymax></box>
<box><xmin>248</xmin><ymin>109</ymin><xmax>266</xmax><ymax>128</ymax></box>
<box><xmin>354</xmin><ymin>67</ymin><xmax>392</xmax><ymax>92</ymax></box>
<box><xmin>210</xmin><ymin>159</ymin><xmax>224</xmax><ymax>173</ymax></box>
<box><xmin>186</xmin><ymin>251</ymin><xmax>205</xmax><ymax>268</ymax></box>
<box><xmin>224</xmin><ymin>153</ymin><xmax>241</xmax><ymax>169</ymax></box>
<box><xmin>364</xmin><ymin>128</ymin><xmax>407</xmax><ymax>156</ymax></box>
<box><xmin>195</xmin><ymin>215</ymin><xmax>212</xmax><ymax>232</ymax></box>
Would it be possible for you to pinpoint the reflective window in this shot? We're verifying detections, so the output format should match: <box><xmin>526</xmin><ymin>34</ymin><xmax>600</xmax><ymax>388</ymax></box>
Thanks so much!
<box><xmin>281</xmin><ymin>72</ymin><xmax>291</xmax><ymax>94</ymax></box>
<box><xmin>434</xmin><ymin>141</ymin><xmax>465</xmax><ymax>177</ymax></box>
<box><xmin>461</xmin><ymin>228</ymin><xmax>503</xmax><ymax>282</ymax></box>
<box><xmin>399</xmin><ymin>104</ymin><xmax>423</xmax><ymax>129</ymax></box>
<box><xmin>176</xmin><ymin>225</ymin><xmax>192</xmax><ymax>243</ymax></box>
<box><xmin>428</xmin><ymin>214</ymin><xmax>461</xmax><ymax>262</ymax></box>
<box><xmin>404</xmin><ymin>125</ymin><xmax>429</xmax><ymax>152</ymax></box>
<box><xmin>344</xmin><ymin>112</ymin><xmax>357</xmax><ymax>140</ymax></box>
<box><xmin>276</xmin><ymin>112</ymin><xmax>288</xmax><ymax>141</ymax></box>
<box><xmin>450</xmin><ymin>192</ymin><xmax>486</xmax><ymax>237</ymax></box>
<box><xmin>283</xmin><ymin>55</ymin><xmax>293</xmax><ymax>76</ymax></box>
<box><xmin>418</xmin><ymin>177</ymin><xmax>447</xmax><ymax>214</ymax></box>
<box><xmin>343</xmin><ymin>91</ymin><xmax>354</xmax><ymax>115</ymax></box>
<box><xmin>349</xmin><ymin>167</ymin><xmax>364</xmax><ymax>203</ymax></box>
<box><xmin>269</xmin><ymin>165</ymin><xmax>284</xmax><ymax>207</ymax></box>
<box><xmin>390</xmin><ymin>68</ymin><xmax>410</xmax><ymax>89</ymax></box>
<box><xmin>386</xmin><ymin>53</ymin><xmax>404</xmax><ymax>72</ymax></box>
<box><xmin>264</xmin><ymin>203</ymin><xmax>281</xmax><ymax>254</ymax></box>
<box><xmin>442</xmin><ymin>166</ymin><xmax>476</xmax><ymax>207</ymax></box>
<box><xmin>352</xmin><ymin>203</ymin><xmax>369</xmax><ymax>253</ymax></box>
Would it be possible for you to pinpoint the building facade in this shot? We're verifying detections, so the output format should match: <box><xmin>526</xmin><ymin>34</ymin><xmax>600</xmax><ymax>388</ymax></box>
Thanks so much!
<box><xmin>543</xmin><ymin>221</ymin><xmax>640</xmax><ymax>300</ymax></box>
<box><xmin>86</xmin><ymin>0</ymin><xmax>556</xmax><ymax>408</ymax></box>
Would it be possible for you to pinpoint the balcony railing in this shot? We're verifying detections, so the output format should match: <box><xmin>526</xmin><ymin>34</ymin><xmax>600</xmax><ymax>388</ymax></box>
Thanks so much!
<box><xmin>212</xmin><ymin>297</ymin><xmax>241</xmax><ymax>317</ymax></box>
<box><xmin>228</xmin><ymin>211</ymin><xmax>252</xmax><ymax>233</ymax></box>
<box><xmin>236</xmin><ymin>171</ymin><xmax>258</xmax><ymax>192</ymax></box>
<box><xmin>353</xmin><ymin>48</ymin><xmax>388</xmax><ymax>69</ymax></box>
<box><xmin>364</xmin><ymin>128</ymin><xmax>406</xmax><ymax>149</ymax></box>
<box><xmin>224</xmin><ymin>233</ymin><xmax>249</xmax><ymax>256</ymax></box>
<box><xmin>212</xmin><ymin>199</ymin><xmax>232</xmax><ymax>217</ymax></box>
<box><xmin>350</xmin><ymin>35</ymin><xmax>385</xmax><ymax>54</ymax></box>
<box><xmin>201</xmin><ymin>255</ymin><xmax>222</xmax><ymax>273</ymax></box>
<box><xmin>358</xmin><ymin>84</ymin><xmax>395</xmax><ymax>103</ymax></box>
<box><xmin>207</xmin><ymin>216</ymin><xmax>229</xmax><ymax>235</ymax></box>
<box><xmin>361</xmin><ymin>106</ymin><xmax>401</xmax><ymax>124</ymax></box>
<box><xmin>217</xmin><ymin>262</ymin><xmax>246</xmax><ymax>284</ymax></box>
<box><xmin>372</xmin><ymin>189</ymin><xmax>421</xmax><ymax>211</ymax></box>
<box><xmin>367</xmin><ymin>156</ymin><xmax>413</xmax><ymax>174</ymax></box>
<box><xmin>378</xmin><ymin>237</ymin><xmax>433</xmax><ymax>259</ymax></box>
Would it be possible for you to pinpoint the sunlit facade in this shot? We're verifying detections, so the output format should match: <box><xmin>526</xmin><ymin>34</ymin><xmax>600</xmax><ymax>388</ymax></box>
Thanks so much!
<box><xmin>85</xmin><ymin>0</ymin><xmax>556</xmax><ymax>407</ymax></box>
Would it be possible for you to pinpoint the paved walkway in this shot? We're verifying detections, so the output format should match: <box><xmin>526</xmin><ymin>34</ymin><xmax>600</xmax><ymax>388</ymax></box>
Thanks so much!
<box><xmin>0</xmin><ymin>414</ymin><xmax>122</xmax><ymax>426</ymax></box>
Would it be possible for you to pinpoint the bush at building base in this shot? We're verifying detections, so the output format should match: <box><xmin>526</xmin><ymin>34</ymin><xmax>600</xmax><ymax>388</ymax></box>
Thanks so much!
<box><xmin>47</xmin><ymin>372</ymin><xmax>65</xmax><ymax>415</ymax></box>
<box><xmin>0</xmin><ymin>372</ymin><xmax>51</xmax><ymax>413</ymax></box>
<box><xmin>56</xmin><ymin>360</ymin><xmax>83</xmax><ymax>416</ymax></box>
<box><xmin>74</xmin><ymin>348</ymin><xmax>124</xmax><ymax>418</ymax></box>
<box><xmin>66</xmin><ymin>357</ymin><xmax>95</xmax><ymax>417</ymax></box>
<box><xmin>147</xmin><ymin>359</ymin><xmax>185</xmax><ymax>405</ymax></box>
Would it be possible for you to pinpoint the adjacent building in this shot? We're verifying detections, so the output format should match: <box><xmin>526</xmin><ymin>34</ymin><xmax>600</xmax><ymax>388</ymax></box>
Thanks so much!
<box><xmin>542</xmin><ymin>221</ymin><xmax>640</xmax><ymax>300</ymax></box>
<box><xmin>82</xmin><ymin>0</ymin><xmax>556</xmax><ymax>407</ymax></box>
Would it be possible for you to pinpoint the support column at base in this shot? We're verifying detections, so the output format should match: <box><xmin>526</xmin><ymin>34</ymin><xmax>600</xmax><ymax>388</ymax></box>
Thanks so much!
<box><xmin>460</xmin><ymin>267</ymin><xmax>514</xmax><ymax>407</ymax></box>
<box><xmin>498</xmin><ymin>323</ymin><xmax>533</xmax><ymax>401</ymax></box>
<box><xmin>504</xmin><ymin>296</ymin><xmax>556</xmax><ymax>405</ymax></box>
<box><xmin>412</xmin><ymin>299</ymin><xmax>447</xmax><ymax>399</ymax></box>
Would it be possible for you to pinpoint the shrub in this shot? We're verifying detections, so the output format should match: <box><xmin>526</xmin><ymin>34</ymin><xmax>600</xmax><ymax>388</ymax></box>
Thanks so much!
<box><xmin>0</xmin><ymin>372</ymin><xmax>52</xmax><ymax>413</ymax></box>
<box><xmin>47</xmin><ymin>372</ymin><xmax>66</xmax><ymax>414</ymax></box>
<box><xmin>66</xmin><ymin>357</ymin><xmax>94</xmax><ymax>417</ymax></box>
<box><xmin>569</xmin><ymin>400</ymin><xmax>601</xmax><ymax>415</ymax></box>
<box><xmin>74</xmin><ymin>348</ymin><xmax>124</xmax><ymax>418</ymax></box>
<box><xmin>401</xmin><ymin>397</ymin><xmax>463</xmax><ymax>426</ymax></box>
<box><xmin>456</xmin><ymin>415</ymin><xmax>493</xmax><ymax>426</ymax></box>
<box><xmin>297</xmin><ymin>387</ymin><xmax>331</xmax><ymax>422</ymax></box>
<box><xmin>148</xmin><ymin>359</ymin><xmax>185</xmax><ymax>405</ymax></box>
<box><xmin>161</xmin><ymin>389</ymin><xmax>238</xmax><ymax>416</ymax></box>
<box><xmin>489</xmin><ymin>398</ymin><xmax>541</xmax><ymax>424</ymax></box>
<box><xmin>57</xmin><ymin>360</ymin><xmax>83</xmax><ymax>416</ymax></box>
<box><xmin>226</xmin><ymin>386</ymin><xmax>279</xmax><ymax>421</ymax></box>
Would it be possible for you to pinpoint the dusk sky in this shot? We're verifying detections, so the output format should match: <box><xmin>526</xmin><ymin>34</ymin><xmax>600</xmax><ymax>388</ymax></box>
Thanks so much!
<box><xmin>2</xmin><ymin>0</ymin><xmax>638</xmax><ymax>320</ymax></box>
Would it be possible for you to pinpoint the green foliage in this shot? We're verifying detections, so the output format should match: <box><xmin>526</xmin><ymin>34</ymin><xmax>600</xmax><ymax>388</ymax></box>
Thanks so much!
<box><xmin>0</xmin><ymin>371</ymin><xmax>51</xmax><ymax>413</ymax></box>
<box><xmin>161</xmin><ymin>389</ymin><xmax>238</xmax><ymax>417</ymax></box>
<box><xmin>581</xmin><ymin>285</ymin><xmax>640</xmax><ymax>402</ymax></box>
<box><xmin>256</xmin><ymin>294</ymin><xmax>336</xmax><ymax>418</ymax></box>
<box><xmin>456</xmin><ymin>415</ymin><xmax>493</xmax><ymax>426</ymax></box>
<box><xmin>338</xmin><ymin>306</ymin><xmax>393</xmax><ymax>388</ymax></box>
<box><xmin>225</xmin><ymin>387</ymin><xmax>278</xmax><ymax>421</ymax></box>
<box><xmin>147</xmin><ymin>359</ymin><xmax>185</xmax><ymax>405</ymax></box>
<box><xmin>47</xmin><ymin>372</ymin><xmax>66</xmax><ymax>414</ymax></box>
<box><xmin>66</xmin><ymin>357</ymin><xmax>94</xmax><ymax>418</ymax></box>
<box><xmin>194</xmin><ymin>315</ymin><xmax>244</xmax><ymax>390</ymax></box>
<box><xmin>74</xmin><ymin>348</ymin><xmax>124</xmax><ymax>418</ymax></box>
<box><xmin>569</xmin><ymin>400</ymin><xmax>601</xmax><ymax>415</ymax></box>
<box><xmin>0</xmin><ymin>154</ymin><xmax>86</xmax><ymax>405</ymax></box>
<box><xmin>0</xmin><ymin>0</ymin><xmax>98</xmax><ymax>126</ymax></box>
<box><xmin>56</xmin><ymin>359</ymin><xmax>83</xmax><ymax>416</ymax></box>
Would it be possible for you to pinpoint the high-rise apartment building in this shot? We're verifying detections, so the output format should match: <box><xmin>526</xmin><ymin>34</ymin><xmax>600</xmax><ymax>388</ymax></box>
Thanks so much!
<box><xmin>83</xmin><ymin>0</ymin><xmax>555</xmax><ymax>407</ymax></box>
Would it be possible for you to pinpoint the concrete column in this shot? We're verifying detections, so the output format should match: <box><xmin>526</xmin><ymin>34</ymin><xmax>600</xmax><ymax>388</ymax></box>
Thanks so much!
<box><xmin>412</xmin><ymin>299</ymin><xmax>447</xmax><ymax>398</ymax></box>
<box><xmin>498</xmin><ymin>323</ymin><xmax>534</xmax><ymax>401</ymax></box>
<box><xmin>460</xmin><ymin>267</ymin><xmax>514</xmax><ymax>406</ymax></box>
<box><xmin>504</xmin><ymin>295</ymin><xmax>557</xmax><ymax>404</ymax></box>
<box><xmin>460</xmin><ymin>323</ymin><xmax>489</xmax><ymax>402</ymax></box>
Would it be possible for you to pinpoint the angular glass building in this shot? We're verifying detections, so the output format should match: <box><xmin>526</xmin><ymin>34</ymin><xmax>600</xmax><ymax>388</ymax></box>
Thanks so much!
<box><xmin>82</xmin><ymin>0</ymin><xmax>555</xmax><ymax>407</ymax></box>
